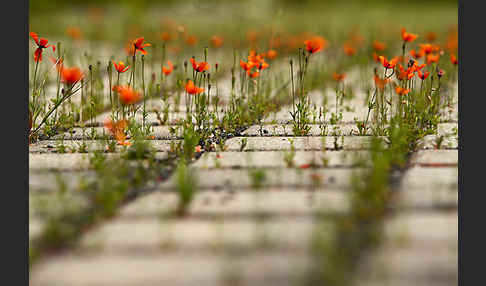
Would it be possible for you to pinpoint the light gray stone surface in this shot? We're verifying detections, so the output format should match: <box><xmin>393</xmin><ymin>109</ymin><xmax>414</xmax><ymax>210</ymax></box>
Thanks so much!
<box><xmin>159</xmin><ymin>167</ymin><xmax>360</xmax><ymax>190</ymax></box>
<box><xmin>411</xmin><ymin>150</ymin><xmax>458</xmax><ymax>165</ymax></box>
<box><xmin>225</xmin><ymin>136</ymin><xmax>378</xmax><ymax>151</ymax></box>
<box><xmin>193</xmin><ymin>150</ymin><xmax>368</xmax><ymax>169</ymax></box>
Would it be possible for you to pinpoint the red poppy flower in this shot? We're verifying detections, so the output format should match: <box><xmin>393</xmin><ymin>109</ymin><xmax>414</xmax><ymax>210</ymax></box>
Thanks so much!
<box><xmin>247</xmin><ymin>70</ymin><xmax>260</xmax><ymax>78</ymax></box>
<box><xmin>419</xmin><ymin>43</ymin><xmax>440</xmax><ymax>55</ymax></box>
<box><xmin>66</xmin><ymin>26</ymin><xmax>82</xmax><ymax>41</ymax></box>
<box><xmin>374</xmin><ymin>75</ymin><xmax>389</xmax><ymax>90</ymax></box>
<box><xmin>113</xmin><ymin>85</ymin><xmax>142</xmax><ymax>105</ymax></box>
<box><xmin>30</xmin><ymin>32</ymin><xmax>55</xmax><ymax>62</ymax></box>
<box><xmin>378</xmin><ymin>56</ymin><xmax>398</xmax><ymax>69</ymax></box>
<box><xmin>267</xmin><ymin>49</ymin><xmax>278</xmax><ymax>60</ymax></box>
<box><xmin>450</xmin><ymin>54</ymin><xmax>458</xmax><ymax>65</ymax></box>
<box><xmin>299</xmin><ymin>163</ymin><xmax>312</xmax><ymax>169</ymax></box>
<box><xmin>210</xmin><ymin>35</ymin><xmax>224</xmax><ymax>48</ymax></box>
<box><xmin>372</xmin><ymin>52</ymin><xmax>382</xmax><ymax>63</ymax></box>
<box><xmin>113</xmin><ymin>61</ymin><xmax>130</xmax><ymax>73</ymax></box>
<box><xmin>446</xmin><ymin>30</ymin><xmax>458</xmax><ymax>53</ymax></box>
<box><xmin>104</xmin><ymin>118</ymin><xmax>129</xmax><ymax>145</ymax></box>
<box><xmin>160</xmin><ymin>32</ymin><xmax>173</xmax><ymax>42</ymax></box>
<box><xmin>133</xmin><ymin>37</ymin><xmax>151</xmax><ymax>55</ymax></box>
<box><xmin>410</xmin><ymin>49</ymin><xmax>425</xmax><ymax>60</ymax></box>
<box><xmin>397</xmin><ymin>64</ymin><xmax>415</xmax><ymax>81</ymax></box>
<box><xmin>240</xmin><ymin>59</ymin><xmax>253</xmax><ymax>71</ymax></box>
<box><xmin>61</xmin><ymin>66</ymin><xmax>84</xmax><ymax>86</ymax></box>
<box><xmin>247</xmin><ymin>51</ymin><xmax>269</xmax><ymax>70</ymax></box>
<box><xmin>425</xmin><ymin>32</ymin><xmax>437</xmax><ymax>42</ymax></box>
<box><xmin>332</xmin><ymin>72</ymin><xmax>346</xmax><ymax>82</ymax></box>
<box><xmin>426</xmin><ymin>53</ymin><xmax>440</xmax><ymax>64</ymax></box>
<box><xmin>304</xmin><ymin>36</ymin><xmax>328</xmax><ymax>54</ymax></box>
<box><xmin>190</xmin><ymin>57</ymin><xmax>210</xmax><ymax>72</ymax></box>
<box><xmin>372</xmin><ymin>40</ymin><xmax>387</xmax><ymax>52</ymax></box>
<box><xmin>417</xmin><ymin>70</ymin><xmax>430</xmax><ymax>80</ymax></box>
<box><xmin>162</xmin><ymin>60</ymin><xmax>173</xmax><ymax>75</ymax></box>
<box><xmin>410</xmin><ymin>62</ymin><xmax>426</xmax><ymax>72</ymax></box>
<box><xmin>395</xmin><ymin>86</ymin><xmax>410</xmax><ymax>95</ymax></box>
<box><xmin>343</xmin><ymin>43</ymin><xmax>356</xmax><ymax>56</ymax></box>
<box><xmin>185</xmin><ymin>80</ymin><xmax>204</xmax><ymax>95</ymax></box>
<box><xmin>401</xmin><ymin>28</ymin><xmax>418</xmax><ymax>43</ymax></box>
<box><xmin>185</xmin><ymin>35</ymin><xmax>197</xmax><ymax>46</ymax></box>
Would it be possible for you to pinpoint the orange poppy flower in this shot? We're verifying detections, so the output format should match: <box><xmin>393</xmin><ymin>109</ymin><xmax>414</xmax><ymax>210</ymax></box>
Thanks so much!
<box><xmin>66</xmin><ymin>26</ymin><xmax>82</xmax><ymax>41</ymax></box>
<box><xmin>372</xmin><ymin>52</ymin><xmax>382</xmax><ymax>63</ymax></box>
<box><xmin>185</xmin><ymin>80</ymin><xmax>204</xmax><ymax>95</ymax></box>
<box><xmin>185</xmin><ymin>35</ymin><xmax>197</xmax><ymax>46</ymax></box>
<box><xmin>210</xmin><ymin>35</ymin><xmax>224</xmax><ymax>48</ymax></box>
<box><xmin>332</xmin><ymin>72</ymin><xmax>346</xmax><ymax>82</ymax></box>
<box><xmin>246</xmin><ymin>31</ymin><xmax>260</xmax><ymax>45</ymax></box>
<box><xmin>247</xmin><ymin>51</ymin><xmax>269</xmax><ymax>70</ymax></box>
<box><xmin>410</xmin><ymin>49</ymin><xmax>425</xmax><ymax>59</ymax></box>
<box><xmin>304</xmin><ymin>36</ymin><xmax>328</xmax><ymax>54</ymax></box>
<box><xmin>133</xmin><ymin>37</ymin><xmax>151</xmax><ymax>55</ymax></box>
<box><xmin>299</xmin><ymin>163</ymin><xmax>312</xmax><ymax>169</ymax></box>
<box><xmin>113</xmin><ymin>85</ymin><xmax>142</xmax><ymax>105</ymax></box>
<box><xmin>378</xmin><ymin>56</ymin><xmax>398</xmax><ymax>69</ymax></box>
<box><xmin>397</xmin><ymin>64</ymin><xmax>414</xmax><ymax>81</ymax></box>
<box><xmin>401</xmin><ymin>28</ymin><xmax>418</xmax><ymax>42</ymax></box>
<box><xmin>343</xmin><ymin>43</ymin><xmax>356</xmax><ymax>56</ymax></box>
<box><xmin>30</xmin><ymin>32</ymin><xmax>55</xmax><ymax>62</ymax></box>
<box><xmin>425</xmin><ymin>32</ymin><xmax>437</xmax><ymax>42</ymax></box>
<box><xmin>162</xmin><ymin>60</ymin><xmax>173</xmax><ymax>75</ymax></box>
<box><xmin>104</xmin><ymin>118</ymin><xmax>129</xmax><ymax>145</ymax></box>
<box><xmin>417</xmin><ymin>70</ymin><xmax>430</xmax><ymax>80</ymax></box>
<box><xmin>450</xmin><ymin>54</ymin><xmax>458</xmax><ymax>65</ymax></box>
<box><xmin>426</xmin><ymin>53</ymin><xmax>440</xmax><ymax>64</ymax></box>
<box><xmin>61</xmin><ymin>66</ymin><xmax>84</xmax><ymax>86</ymax></box>
<box><xmin>374</xmin><ymin>75</ymin><xmax>389</xmax><ymax>90</ymax></box>
<box><xmin>372</xmin><ymin>40</ymin><xmax>387</xmax><ymax>52</ymax></box>
<box><xmin>112</xmin><ymin>61</ymin><xmax>130</xmax><ymax>73</ymax></box>
<box><xmin>240</xmin><ymin>59</ymin><xmax>253</xmax><ymax>71</ymax></box>
<box><xmin>190</xmin><ymin>57</ymin><xmax>210</xmax><ymax>72</ymax></box>
<box><xmin>267</xmin><ymin>49</ymin><xmax>278</xmax><ymax>60</ymax></box>
<box><xmin>419</xmin><ymin>43</ymin><xmax>439</xmax><ymax>55</ymax></box>
<box><xmin>395</xmin><ymin>86</ymin><xmax>410</xmax><ymax>95</ymax></box>
<box><xmin>446</xmin><ymin>30</ymin><xmax>458</xmax><ymax>53</ymax></box>
<box><xmin>160</xmin><ymin>31</ymin><xmax>173</xmax><ymax>42</ymax></box>
<box><xmin>410</xmin><ymin>62</ymin><xmax>426</xmax><ymax>72</ymax></box>
<box><xmin>247</xmin><ymin>70</ymin><xmax>260</xmax><ymax>78</ymax></box>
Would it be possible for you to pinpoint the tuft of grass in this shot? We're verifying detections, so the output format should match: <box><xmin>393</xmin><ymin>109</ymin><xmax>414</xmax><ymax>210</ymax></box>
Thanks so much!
<box><xmin>175</xmin><ymin>160</ymin><xmax>197</xmax><ymax>217</ymax></box>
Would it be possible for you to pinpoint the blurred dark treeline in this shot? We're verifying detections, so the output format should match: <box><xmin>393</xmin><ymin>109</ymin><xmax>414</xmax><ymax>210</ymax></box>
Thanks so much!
<box><xmin>30</xmin><ymin>0</ymin><xmax>457</xmax><ymax>15</ymax></box>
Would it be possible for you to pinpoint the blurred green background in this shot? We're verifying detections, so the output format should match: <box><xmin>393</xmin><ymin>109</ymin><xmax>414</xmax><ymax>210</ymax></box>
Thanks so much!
<box><xmin>29</xmin><ymin>0</ymin><xmax>457</xmax><ymax>54</ymax></box>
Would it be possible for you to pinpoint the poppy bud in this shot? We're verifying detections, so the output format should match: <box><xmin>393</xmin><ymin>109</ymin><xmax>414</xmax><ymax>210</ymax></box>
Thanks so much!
<box><xmin>215</xmin><ymin>62</ymin><xmax>219</xmax><ymax>70</ymax></box>
<box><xmin>408</xmin><ymin>59</ymin><xmax>415</xmax><ymax>68</ymax></box>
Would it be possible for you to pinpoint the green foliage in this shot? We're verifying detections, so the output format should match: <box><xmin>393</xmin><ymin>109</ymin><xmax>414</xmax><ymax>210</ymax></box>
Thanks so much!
<box><xmin>175</xmin><ymin>160</ymin><xmax>197</xmax><ymax>216</ymax></box>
